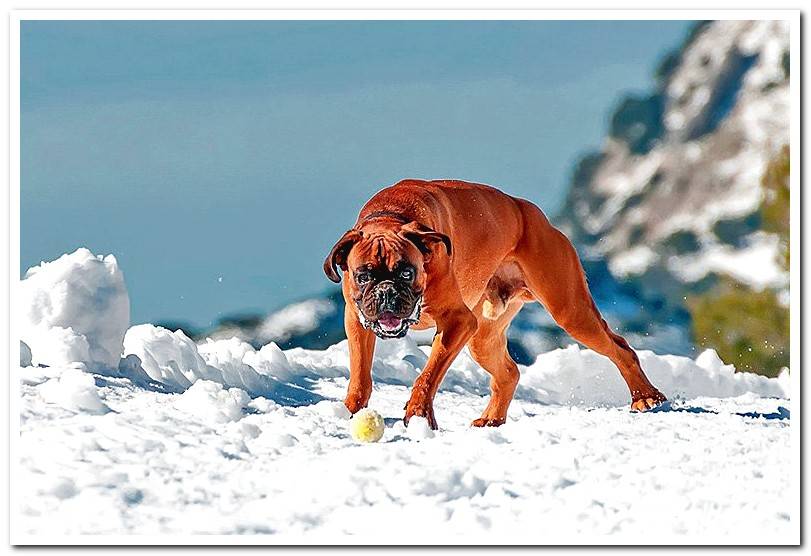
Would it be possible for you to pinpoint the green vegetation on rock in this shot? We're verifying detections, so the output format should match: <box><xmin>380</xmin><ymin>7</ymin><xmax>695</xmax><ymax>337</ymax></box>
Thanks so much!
<box><xmin>687</xmin><ymin>145</ymin><xmax>790</xmax><ymax>377</ymax></box>
<box><xmin>688</xmin><ymin>278</ymin><xmax>788</xmax><ymax>377</ymax></box>
<box><xmin>761</xmin><ymin>144</ymin><xmax>790</xmax><ymax>271</ymax></box>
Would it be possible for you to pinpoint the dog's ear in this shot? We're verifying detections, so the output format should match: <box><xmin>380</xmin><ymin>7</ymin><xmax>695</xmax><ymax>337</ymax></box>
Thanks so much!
<box><xmin>324</xmin><ymin>229</ymin><xmax>362</xmax><ymax>283</ymax></box>
<box><xmin>399</xmin><ymin>221</ymin><xmax>452</xmax><ymax>261</ymax></box>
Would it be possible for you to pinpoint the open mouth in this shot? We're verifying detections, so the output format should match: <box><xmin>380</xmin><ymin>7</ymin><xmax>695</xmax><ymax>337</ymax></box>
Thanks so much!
<box><xmin>375</xmin><ymin>312</ymin><xmax>407</xmax><ymax>336</ymax></box>
<box><xmin>358</xmin><ymin>298</ymin><xmax>422</xmax><ymax>339</ymax></box>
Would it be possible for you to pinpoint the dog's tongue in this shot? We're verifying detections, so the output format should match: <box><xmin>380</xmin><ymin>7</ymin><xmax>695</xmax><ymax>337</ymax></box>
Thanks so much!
<box><xmin>378</xmin><ymin>312</ymin><xmax>402</xmax><ymax>331</ymax></box>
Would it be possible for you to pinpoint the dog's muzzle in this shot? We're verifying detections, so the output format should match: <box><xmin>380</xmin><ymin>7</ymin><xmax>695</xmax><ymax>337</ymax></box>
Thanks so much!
<box><xmin>357</xmin><ymin>296</ymin><xmax>422</xmax><ymax>339</ymax></box>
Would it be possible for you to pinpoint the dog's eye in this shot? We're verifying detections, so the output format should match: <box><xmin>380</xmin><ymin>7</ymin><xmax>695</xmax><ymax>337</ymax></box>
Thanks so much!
<box><xmin>356</xmin><ymin>272</ymin><xmax>372</xmax><ymax>285</ymax></box>
<box><xmin>399</xmin><ymin>268</ymin><xmax>414</xmax><ymax>281</ymax></box>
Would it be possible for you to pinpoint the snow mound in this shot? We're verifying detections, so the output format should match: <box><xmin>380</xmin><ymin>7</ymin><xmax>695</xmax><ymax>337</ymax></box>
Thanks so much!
<box><xmin>123</xmin><ymin>324</ymin><xmax>217</xmax><ymax>390</ymax></box>
<box><xmin>20</xmin><ymin>248</ymin><xmax>129</xmax><ymax>371</ymax></box>
<box><xmin>406</xmin><ymin>416</ymin><xmax>436</xmax><ymax>440</ymax></box>
<box><xmin>174</xmin><ymin>380</ymin><xmax>250</xmax><ymax>424</ymax></box>
<box><xmin>20</xmin><ymin>341</ymin><xmax>32</xmax><ymax>367</ymax></box>
<box><xmin>38</xmin><ymin>368</ymin><xmax>110</xmax><ymax>415</ymax></box>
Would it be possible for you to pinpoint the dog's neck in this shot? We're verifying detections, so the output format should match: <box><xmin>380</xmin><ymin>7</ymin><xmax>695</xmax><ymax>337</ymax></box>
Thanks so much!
<box><xmin>360</xmin><ymin>210</ymin><xmax>410</xmax><ymax>224</ymax></box>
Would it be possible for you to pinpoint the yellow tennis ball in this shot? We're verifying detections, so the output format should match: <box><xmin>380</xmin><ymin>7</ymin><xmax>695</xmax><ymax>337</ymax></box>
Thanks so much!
<box><xmin>350</xmin><ymin>408</ymin><xmax>385</xmax><ymax>443</ymax></box>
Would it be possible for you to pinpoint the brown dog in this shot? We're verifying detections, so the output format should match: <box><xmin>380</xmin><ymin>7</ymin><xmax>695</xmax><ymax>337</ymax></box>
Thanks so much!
<box><xmin>324</xmin><ymin>179</ymin><xmax>666</xmax><ymax>429</ymax></box>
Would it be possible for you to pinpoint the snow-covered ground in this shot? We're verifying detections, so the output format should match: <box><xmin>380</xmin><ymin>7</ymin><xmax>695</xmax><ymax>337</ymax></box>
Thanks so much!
<box><xmin>14</xmin><ymin>249</ymin><xmax>795</xmax><ymax>543</ymax></box>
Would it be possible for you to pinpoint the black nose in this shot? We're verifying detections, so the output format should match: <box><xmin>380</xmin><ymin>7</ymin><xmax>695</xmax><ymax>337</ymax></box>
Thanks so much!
<box><xmin>375</xmin><ymin>282</ymin><xmax>399</xmax><ymax>312</ymax></box>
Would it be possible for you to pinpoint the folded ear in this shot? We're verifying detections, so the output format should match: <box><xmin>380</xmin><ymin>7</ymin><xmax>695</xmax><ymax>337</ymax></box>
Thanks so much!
<box><xmin>324</xmin><ymin>229</ymin><xmax>362</xmax><ymax>283</ymax></box>
<box><xmin>399</xmin><ymin>221</ymin><xmax>452</xmax><ymax>260</ymax></box>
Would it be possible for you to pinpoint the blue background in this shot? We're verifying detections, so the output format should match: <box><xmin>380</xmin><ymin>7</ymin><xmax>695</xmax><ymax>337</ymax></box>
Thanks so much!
<box><xmin>21</xmin><ymin>20</ymin><xmax>693</xmax><ymax>327</ymax></box>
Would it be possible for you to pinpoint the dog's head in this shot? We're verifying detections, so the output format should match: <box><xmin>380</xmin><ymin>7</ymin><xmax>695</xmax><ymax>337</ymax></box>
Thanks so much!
<box><xmin>324</xmin><ymin>221</ymin><xmax>451</xmax><ymax>339</ymax></box>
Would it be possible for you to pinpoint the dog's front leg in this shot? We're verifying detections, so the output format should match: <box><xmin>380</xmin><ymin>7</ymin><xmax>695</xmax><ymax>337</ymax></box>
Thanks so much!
<box><xmin>404</xmin><ymin>307</ymin><xmax>478</xmax><ymax>430</ymax></box>
<box><xmin>343</xmin><ymin>301</ymin><xmax>376</xmax><ymax>414</ymax></box>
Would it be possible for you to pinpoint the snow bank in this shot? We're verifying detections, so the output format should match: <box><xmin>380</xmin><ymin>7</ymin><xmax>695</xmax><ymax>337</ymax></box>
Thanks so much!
<box><xmin>116</xmin><ymin>324</ymin><xmax>788</xmax><ymax>409</ymax></box>
<box><xmin>19</xmin><ymin>248</ymin><xmax>129</xmax><ymax>371</ymax></box>
<box><xmin>122</xmin><ymin>324</ymin><xmax>323</xmax><ymax>404</ymax></box>
<box><xmin>517</xmin><ymin>344</ymin><xmax>788</xmax><ymax>407</ymax></box>
<box><xmin>286</xmin><ymin>337</ymin><xmax>788</xmax><ymax>407</ymax></box>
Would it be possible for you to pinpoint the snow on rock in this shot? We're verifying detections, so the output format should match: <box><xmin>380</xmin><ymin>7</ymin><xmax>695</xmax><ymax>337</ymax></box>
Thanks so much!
<box><xmin>257</xmin><ymin>298</ymin><xmax>337</xmax><ymax>343</ymax></box>
<box><xmin>37</xmin><ymin>368</ymin><xmax>110</xmax><ymax>415</ymax></box>
<box><xmin>174</xmin><ymin>380</ymin><xmax>250</xmax><ymax>424</ymax></box>
<box><xmin>607</xmin><ymin>245</ymin><xmax>658</xmax><ymax>278</ymax></box>
<box><xmin>667</xmin><ymin>231</ymin><xmax>786</xmax><ymax>289</ymax></box>
<box><xmin>19</xmin><ymin>248</ymin><xmax>130</xmax><ymax>370</ymax></box>
<box><xmin>557</xmin><ymin>20</ymin><xmax>790</xmax><ymax>296</ymax></box>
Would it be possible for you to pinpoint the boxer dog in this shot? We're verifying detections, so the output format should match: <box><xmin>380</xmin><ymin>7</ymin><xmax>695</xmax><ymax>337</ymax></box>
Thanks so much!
<box><xmin>324</xmin><ymin>179</ymin><xmax>666</xmax><ymax>429</ymax></box>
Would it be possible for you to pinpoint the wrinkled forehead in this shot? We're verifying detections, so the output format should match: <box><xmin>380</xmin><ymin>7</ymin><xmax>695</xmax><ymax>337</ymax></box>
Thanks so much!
<box><xmin>348</xmin><ymin>232</ymin><xmax>421</xmax><ymax>270</ymax></box>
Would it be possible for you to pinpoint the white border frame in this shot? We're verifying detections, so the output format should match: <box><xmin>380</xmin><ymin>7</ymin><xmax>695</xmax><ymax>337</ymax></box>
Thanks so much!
<box><xmin>7</xmin><ymin>9</ymin><xmax>801</xmax><ymax>547</ymax></box>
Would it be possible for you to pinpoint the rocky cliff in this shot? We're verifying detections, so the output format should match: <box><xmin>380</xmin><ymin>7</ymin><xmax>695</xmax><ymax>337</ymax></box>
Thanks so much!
<box><xmin>556</xmin><ymin>20</ymin><xmax>789</xmax><ymax>303</ymax></box>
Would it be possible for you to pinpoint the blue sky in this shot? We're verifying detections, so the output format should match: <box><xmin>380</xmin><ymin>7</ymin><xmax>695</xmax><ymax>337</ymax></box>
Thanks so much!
<box><xmin>21</xmin><ymin>20</ymin><xmax>693</xmax><ymax>327</ymax></box>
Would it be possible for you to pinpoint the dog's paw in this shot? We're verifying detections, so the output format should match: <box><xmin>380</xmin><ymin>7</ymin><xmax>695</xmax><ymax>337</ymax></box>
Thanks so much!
<box><xmin>631</xmin><ymin>390</ymin><xmax>667</xmax><ymax>412</ymax></box>
<box><xmin>404</xmin><ymin>398</ymin><xmax>437</xmax><ymax>430</ymax></box>
<box><xmin>471</xmin><ymin>417</ymin><xmax>506</xmax><ymax>427</ymax></box>
<box><xmin>344</xmin><ymin>396</ymin><xmax>368</xmax><ymax>415</ymax></box>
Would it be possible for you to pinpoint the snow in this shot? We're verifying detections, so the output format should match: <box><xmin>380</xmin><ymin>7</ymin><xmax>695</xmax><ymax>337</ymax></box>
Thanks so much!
<box><xmin>668</xmin><ymin>232</ymin><xmax>786</xmax><ymax>289</ymax></box>
<box><xmin>123</xmin><ymin>324</ymin><xmax>213</xmax><ymax>390</ymax></box>
<box><xmin>586</xmin><ymin>149</ymin><xmax>665</xmax><ymax>236</ymax></box>
<box><xmin>13</xmin><ymin>249</ymin><xmax>794</xmax><ymax>541</ymax></box>
<box><xmin>257</xmin><ymin>298</ymin><xmax>337</xmax><ymax>343</ymax></box>
<box><xmin>174</xmin><ymin>380</ymin><xmax>251</xmax><ymax>425</ymax></box>
<box><xmin>404</xmin><ymin>416</ymin><xmax>436</xmax><ymax>440</ymax></box>
<box><xmin>16</xmin><ymin>349</ymin><xmax>792</xmax><ymax>541</ymax></box>
<box><xmin>567</xmin><ymin>20</ymin><xmax>790</xmax><ymax>296</ymax></box>
<box><xmin>20</xmin><ymin>340</ymin><xmax>32</xmax><ymax>368</ymax></box>
<box><xmin>19</xmin><ymin>248</ymin><xmax>129</xmax><ymax>371</ymax></box>
<box><xmin>16</xmin><ymin>334</ymin><xmax>792</xmax><ymax>541</ymax></box>
<box><xmin>37</xmin><ymin>367</ymin><xmax>111</xmax><ymax>416</ymax></box>
<box><xmin>607</xmin><ymin>245</ymin><xmax>658</xmax><ymax>278</ymax></box>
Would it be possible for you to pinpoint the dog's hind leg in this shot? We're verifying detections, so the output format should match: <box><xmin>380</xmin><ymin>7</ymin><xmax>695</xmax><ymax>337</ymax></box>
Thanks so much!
<box><xmin>467</xmin><ymin>298</ymin><xmax>524</xmax><ymax>427</ymax></box>
<box><xmin>513</xmin><ymin>200</ymin><xmax>666</xmax><ymax>411</ymax></box>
